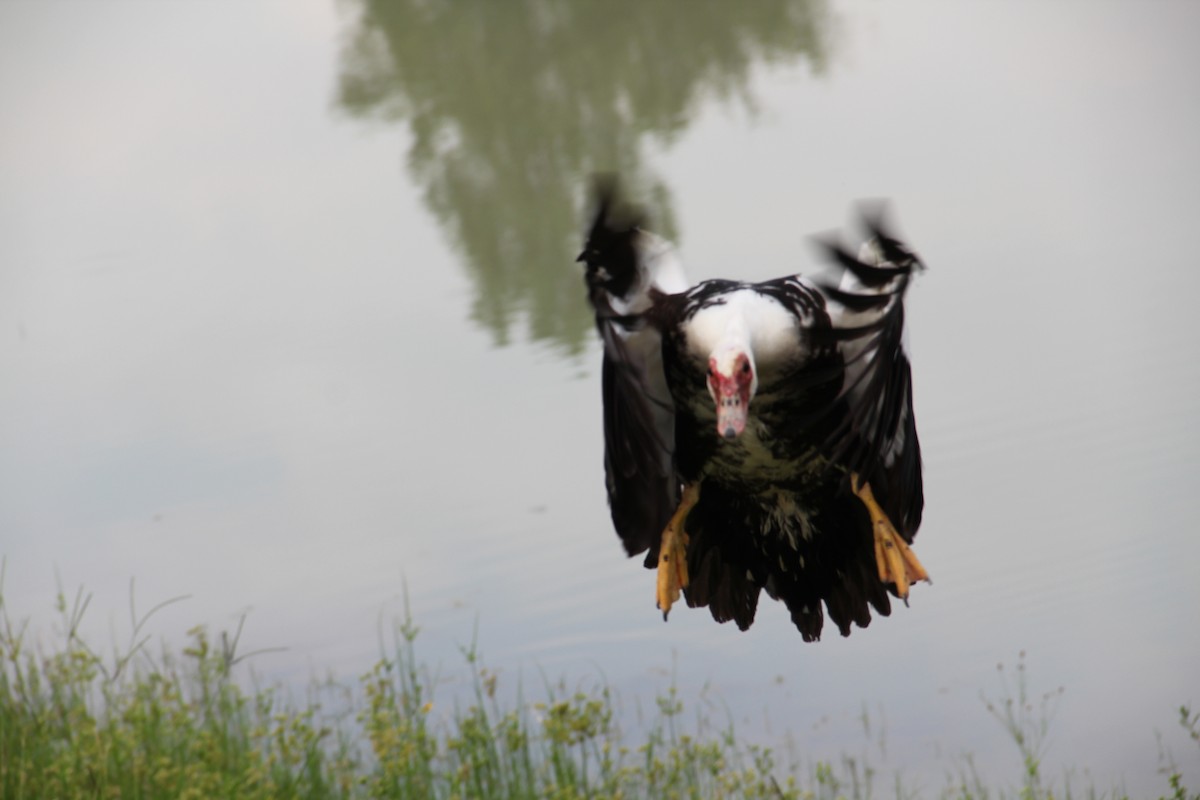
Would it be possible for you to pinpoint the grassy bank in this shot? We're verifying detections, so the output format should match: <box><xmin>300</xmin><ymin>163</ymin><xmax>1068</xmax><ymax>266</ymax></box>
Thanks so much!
<box><xmin>0</xmin><ymin>581</ymin><xmax>1195</xmax><ymax>800</ymax></box>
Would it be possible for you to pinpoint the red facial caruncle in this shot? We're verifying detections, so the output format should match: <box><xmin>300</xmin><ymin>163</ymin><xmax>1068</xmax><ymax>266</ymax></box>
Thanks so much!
<box><xmin>707</xmin><ymin>352</ymin><xmax>754</xmax><ymax>440</ymax></box>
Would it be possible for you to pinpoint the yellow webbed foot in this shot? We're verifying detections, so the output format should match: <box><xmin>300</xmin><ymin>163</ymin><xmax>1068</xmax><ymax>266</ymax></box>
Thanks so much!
<box><xmin>851</xmin><ymin>473</ymin><xmax>928</xmax><ymax>601</ymax></box>
<box><xmin>656</xmin><ymin>482</ymin><xmax>701</xmax><ymax>619</ymax></box>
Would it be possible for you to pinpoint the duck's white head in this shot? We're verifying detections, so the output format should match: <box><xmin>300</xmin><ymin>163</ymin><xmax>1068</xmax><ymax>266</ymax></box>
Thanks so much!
<box><xmin>706</xmin><ymin>343</ymin><xmax>757</xmax><ymax>440</ymax></box>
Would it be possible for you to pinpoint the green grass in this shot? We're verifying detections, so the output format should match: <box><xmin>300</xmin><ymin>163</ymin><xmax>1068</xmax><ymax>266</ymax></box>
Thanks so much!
<box><xmin>0</xmin><ymin>577</ymin><xmax>1195</xmax><ymax>800</ymax></box>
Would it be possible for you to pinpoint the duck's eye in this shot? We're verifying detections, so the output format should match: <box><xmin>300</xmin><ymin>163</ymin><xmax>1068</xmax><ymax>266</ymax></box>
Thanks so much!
<box><xmin>741</xmin><ymin>362</ymin><xmax>750</xmax><ymax>374</ymax></box>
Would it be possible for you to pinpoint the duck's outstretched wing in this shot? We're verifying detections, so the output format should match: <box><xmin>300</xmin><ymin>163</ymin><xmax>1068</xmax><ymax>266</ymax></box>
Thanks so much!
<box><xmin>812</xmin><ymin>208</ymin><xmax>925</xmax><ymax>541</ymax></box>
<box><xmin>577</xmin><ymin>178</ymin><xmax>687</xmax><ymax>564</ymax></box>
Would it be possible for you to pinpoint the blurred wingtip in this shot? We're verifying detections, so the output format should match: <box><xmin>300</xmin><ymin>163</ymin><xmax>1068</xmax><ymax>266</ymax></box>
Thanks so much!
<box><xmin>583</xmin><ymin>172</ymin><xmax>646</xmax><ymax>236</ymax></box>
<box><xmin>855</xmin><ymin>199</ymin><xmax>926</xmax><ymax>272</ymax></box>
<box><xmin>590</xmin><ymin>172</ymin><xmax>619</xmax><ymax>199</ymax></box>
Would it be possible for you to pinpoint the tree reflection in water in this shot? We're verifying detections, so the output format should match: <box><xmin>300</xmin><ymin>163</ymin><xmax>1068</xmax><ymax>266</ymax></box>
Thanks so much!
<box><xmin>335</xmin><ymin>0</ymin><xmax>830</xmax><ymax>352</ymax></box>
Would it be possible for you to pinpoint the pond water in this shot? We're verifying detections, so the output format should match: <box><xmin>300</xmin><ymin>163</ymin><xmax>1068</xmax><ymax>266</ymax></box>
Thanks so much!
<box><xmin>2</xmin><ymin>0</ymin><xmax>1198</xmax><ymax>793</ymax></box>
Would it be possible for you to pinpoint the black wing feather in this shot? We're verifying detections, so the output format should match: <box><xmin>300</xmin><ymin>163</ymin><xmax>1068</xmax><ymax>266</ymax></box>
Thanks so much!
<box><xmin>579</xmin><ymin>178</ymin><xmax>681</xmax><ymax>564</ymax></box>
<box><xmin>599</xmin><ymin>341</ymin><xmax>676</xmax><ymax>561</ymax></box>
<box><xmin>813</xmin><ymin>215</ymin><xmax>925</xmax><ymax>541</ymax></box>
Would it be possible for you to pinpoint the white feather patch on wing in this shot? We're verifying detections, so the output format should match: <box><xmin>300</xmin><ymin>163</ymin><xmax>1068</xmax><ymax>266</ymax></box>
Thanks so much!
<box><xmin>823</xmin><ymin>238</ymin><xmax>911</xmax><ymax>469</ymax></box>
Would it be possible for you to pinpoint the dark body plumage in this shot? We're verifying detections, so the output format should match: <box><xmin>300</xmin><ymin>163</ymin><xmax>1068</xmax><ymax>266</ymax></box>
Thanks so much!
<box><xmin>578</xmin><ymin>180</ymin><xmax>925</xmax><ymax>641</ymax></box>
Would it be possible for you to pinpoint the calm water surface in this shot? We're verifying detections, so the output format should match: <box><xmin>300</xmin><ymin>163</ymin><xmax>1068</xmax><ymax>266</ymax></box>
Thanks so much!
<box><xmin>2</xmin><ymin>1</ymin><xmax>1198</xmax><ymax>792</ymax></box>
